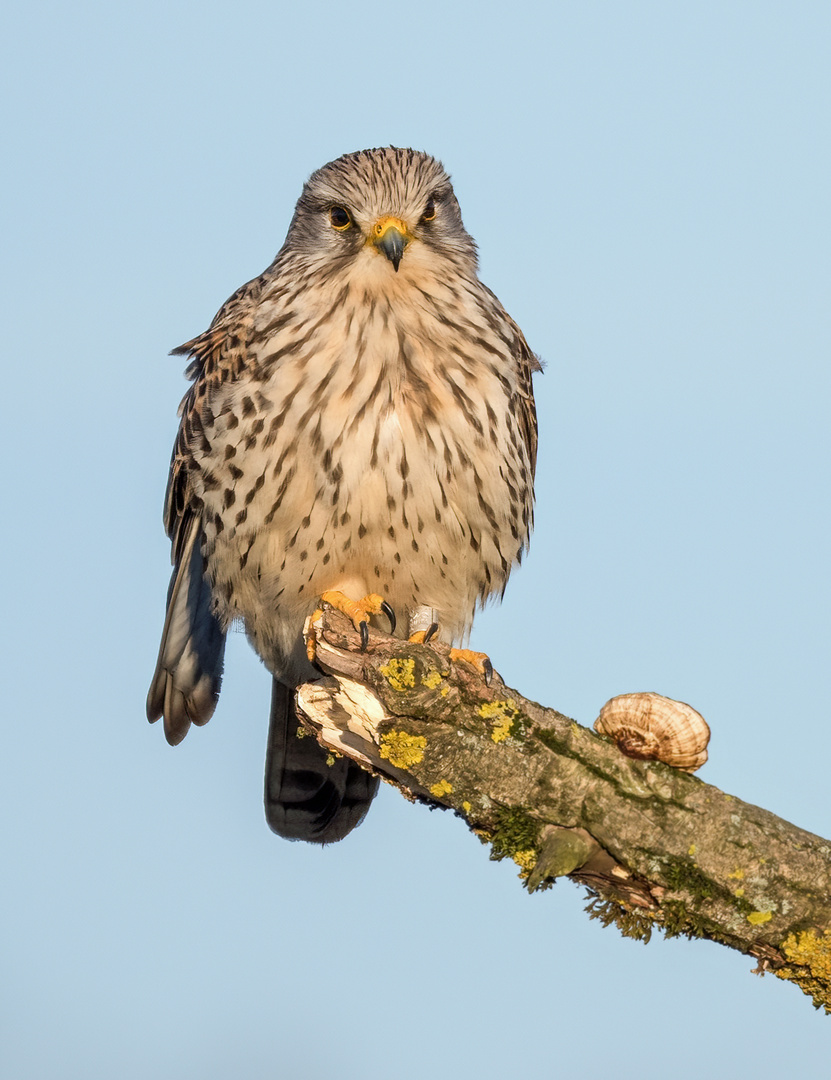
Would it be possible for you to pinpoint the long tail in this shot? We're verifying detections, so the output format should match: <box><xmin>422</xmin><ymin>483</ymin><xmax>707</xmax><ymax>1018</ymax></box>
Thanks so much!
<box><xmin>264</xmin><ymin>679</ymin><xmax>379</xmax><ymax>843</ymax></box>
<box><xmin>146</xmin><ymin>515</ymin><xmax>226</xmax><ymax>746</ymax></box>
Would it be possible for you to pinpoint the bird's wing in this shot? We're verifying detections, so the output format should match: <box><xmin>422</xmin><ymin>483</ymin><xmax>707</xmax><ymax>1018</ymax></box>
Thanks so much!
<box><xmin>147</xmin><ymin>319</ymin><xmax>243</xmax><ymax>746</ymax></box>
<box><xmin>149</xmin><ymin>270</ymin><xmax>271</xmax><ymax>744</ymax></box>
<box><xmin>163</xmin><ymin>270</ymin><xmax>270</xmax><ymax>555</ymax></box>
<box><xmin>511</xmin><ymin>321</ymin><xmax>540</xmax><ymax>479</ymax></box>
<box><xmin>479</xmin><ymin>289</ymin><xmax>540</xmax><ymax>481</ymax></box>
<box><xmin>146</xmin><ymin>510</ymin><xmax>226</xmax><ymax>745</ymax></box>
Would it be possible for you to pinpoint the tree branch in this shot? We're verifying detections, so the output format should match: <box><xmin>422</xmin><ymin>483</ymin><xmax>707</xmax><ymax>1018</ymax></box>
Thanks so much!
<box><xmin>296</xmin><ymin>608</ymin><xmax>831</xmax><ymax>1013</ymax></box>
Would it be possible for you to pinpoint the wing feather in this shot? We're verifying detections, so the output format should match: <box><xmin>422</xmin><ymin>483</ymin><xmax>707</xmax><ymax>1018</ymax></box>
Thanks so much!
<box><xmin>146</xmin><ymin>513</ymin><xmax>226</xmax><ymax>746</ymax></box>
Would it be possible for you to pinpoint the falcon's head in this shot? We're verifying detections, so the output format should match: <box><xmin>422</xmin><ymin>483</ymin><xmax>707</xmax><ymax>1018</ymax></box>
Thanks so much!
<box><xmin>282</xmin><ymin>147</ymin><xmax>479</xmax><ymax>281</ymax></box>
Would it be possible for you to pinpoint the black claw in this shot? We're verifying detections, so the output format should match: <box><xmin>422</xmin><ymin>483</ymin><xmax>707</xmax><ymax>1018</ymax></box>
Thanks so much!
<box><xmin>360</xmin><ymin>621</ymin><xmax>369</xmax><ymax>651</ymax></box>
<box><xmin>423</xmin><ymin>622</ymin><xmax>439</xmax><ymax>644</ymax></box>
<box><xmin>483</xmin><ymin>659</ymin><xmax>494</xmax><ymax>686</ymax></box>
<box><xmin>380</xmin><ymin>601</ymin><xmax>396</xmax><ymax>635</ymax></box>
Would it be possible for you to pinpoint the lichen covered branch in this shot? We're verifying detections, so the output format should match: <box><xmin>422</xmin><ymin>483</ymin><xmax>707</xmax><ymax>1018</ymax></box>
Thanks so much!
<box><xmin>297</xmin><ymin>608</ymin><xmax>831</xmax><ymax>1013</ymax></box>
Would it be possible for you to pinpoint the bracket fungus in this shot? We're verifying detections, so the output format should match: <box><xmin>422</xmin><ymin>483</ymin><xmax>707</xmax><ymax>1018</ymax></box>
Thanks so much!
<box><xmin>594</xmin><ymin>692</ymin><xmax>710</xmax><ymax>772</ymax></box>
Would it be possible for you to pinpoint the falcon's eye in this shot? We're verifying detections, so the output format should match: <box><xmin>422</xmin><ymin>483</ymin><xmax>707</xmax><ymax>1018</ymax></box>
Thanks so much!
<box><xmin>421</xmin><ymin>198</ymin><xmax>436</xmax><ymax>223</ymax></box>
<box><xmin>329</xmin><ymin>206</ymin><xmax>352</xmax><ymax>231</ymax></box>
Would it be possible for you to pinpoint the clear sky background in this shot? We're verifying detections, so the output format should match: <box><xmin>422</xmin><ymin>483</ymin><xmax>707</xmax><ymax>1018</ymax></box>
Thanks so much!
<box><xmin>3</xmin><ymin>2</ymin><xmax>829</xmax><ymax>1077</ymax></box>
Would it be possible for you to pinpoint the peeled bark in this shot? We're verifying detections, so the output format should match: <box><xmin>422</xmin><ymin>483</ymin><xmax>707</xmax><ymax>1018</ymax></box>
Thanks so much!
<box><xmin>296</xmin><ymin>608</ymin><xmax>831</xmax><ymax>1013</ymax></box>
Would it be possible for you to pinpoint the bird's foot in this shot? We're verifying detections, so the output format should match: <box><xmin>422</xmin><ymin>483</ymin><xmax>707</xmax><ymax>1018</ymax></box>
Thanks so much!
<box><xmin>306</xmin><ymin>591</ymin><xmax>396</xmax><ymax>661</ymax></box>
<box><xmin>408</xmin><ymin>622</ymin><xmax>439</xmax><ymax>645</ymax></box>
<box><xmin>409</xmin><ymin>617</ymin><xmax>493</xmax><ymax>686</ymax></box>
<box><xmin>449</xmin><ymin>648</ymin><xmax>494</xmax><ymax>686</ymax></box>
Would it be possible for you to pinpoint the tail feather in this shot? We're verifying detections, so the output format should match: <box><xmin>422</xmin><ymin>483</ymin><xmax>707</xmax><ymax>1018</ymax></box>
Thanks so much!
<box><xmin>264</xmin><ymin>679</ymin><xmax>379</xmax><ymax>843</ymax></box>
<box><xmin>147</xmin><ymin>516</ymin><xmax>226</xmax><ymax>746</ymax></box>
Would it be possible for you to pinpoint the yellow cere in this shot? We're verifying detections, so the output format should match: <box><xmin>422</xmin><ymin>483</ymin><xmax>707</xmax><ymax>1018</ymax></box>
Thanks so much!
<box><xmin>372</xmin><ymin>215</ymin><xmax>410</xmax><ymax>240</ymax></box>
<box><xmin>379</xmin><ymin>730</ymin><xmax>426</xmax><ymax>769</ymax></box>
<box><xmin>747</xmin><ymin>910</ymin><xmax>773</xmax><ymax>925</ymax></box>
<box><xmin>429</xmin><ymin>780</ymin><xmax>453</xmax><ymax>797</ymax></box>
<box><xmin>379</xmin><ymin>658</ymin><xmax>416</xmax><ymax>691</ymax></box>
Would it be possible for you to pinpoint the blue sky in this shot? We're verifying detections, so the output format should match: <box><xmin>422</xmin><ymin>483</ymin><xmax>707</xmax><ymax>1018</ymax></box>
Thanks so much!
<box><xmin>3</xmin><ymin>2</ymin><xmax>830</xmax><ymax>1076</ymax></box>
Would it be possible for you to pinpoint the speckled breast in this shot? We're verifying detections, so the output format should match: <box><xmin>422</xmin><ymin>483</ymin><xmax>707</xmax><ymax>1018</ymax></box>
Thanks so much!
<box><xmin>194</xmin><ymin>299</ymin><xmax>532</xmax><ymax>679</ymax></box>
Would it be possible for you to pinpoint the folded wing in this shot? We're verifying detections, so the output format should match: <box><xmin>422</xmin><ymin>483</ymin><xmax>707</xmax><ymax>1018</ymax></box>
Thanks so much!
<box><xmin>146</xmin><ymin>513</ymin><xmax>226</xmax><ymax>746</ymax></box>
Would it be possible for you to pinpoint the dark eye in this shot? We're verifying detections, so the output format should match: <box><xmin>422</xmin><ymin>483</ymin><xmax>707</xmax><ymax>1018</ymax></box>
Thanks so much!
<box><xmin>421</xmin><ymin>198</ymin><xmax>436</xmax><ymax>222</ymax></box>
<box><xmin>329</xmin><ymin>205</ymin><xmax>352</xmax><ymax>230</ymax></box>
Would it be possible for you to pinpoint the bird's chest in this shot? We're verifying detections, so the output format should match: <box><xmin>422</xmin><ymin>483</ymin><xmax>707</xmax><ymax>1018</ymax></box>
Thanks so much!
<box><xmin>193</xmin><ymin>304</ymin><xmax>524</xmax><ymax>645</ymax></box>
<box><xmin>200</xmin><ymin>321</ymin><xmax>496</xmax><ymax>541</ymax></box>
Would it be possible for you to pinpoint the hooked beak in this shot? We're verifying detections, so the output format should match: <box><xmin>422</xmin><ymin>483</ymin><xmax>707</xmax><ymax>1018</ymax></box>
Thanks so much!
<box><xmin>370</xmin><ymin>216</ymin><xmax>411</xmax><ymax>272</ymax></box>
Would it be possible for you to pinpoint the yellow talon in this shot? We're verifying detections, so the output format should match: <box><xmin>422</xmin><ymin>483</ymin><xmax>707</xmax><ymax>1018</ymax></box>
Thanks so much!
<box><xmin>407</xmin><ymin>622</ymin><xmax>492</xmax><ymax>684</ymax></box>
<box><xmin>450</xmin><ymin>648</ymin><xmax>494</xmax><ymax>685</ymax></box>
<box><xmin>316</xmin><ymin>590</ymin><xmax>397</xmax><ymax>651</ymax></box>
<box><xmin>408</xmin><ymin>622</ymin><xmax>439</xmax><ymax>645</ymax></box>
<box><xmin>306</xmin><ymin>608</ymin><xmax>325</xmax><ymax>662</ymax></box>
<box><xmin>320</xmin><ymin>590</ymin><xmax>382</xmax><ymax>630</ymax></box>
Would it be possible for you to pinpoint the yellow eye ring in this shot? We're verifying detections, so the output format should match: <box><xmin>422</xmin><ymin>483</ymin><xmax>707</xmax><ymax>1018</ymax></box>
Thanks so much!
<box><xmin>421</xmin><ymin>198</ymin><xmax>436</xmax><ymax>222</ymax></box>
<box><xmin>329</xmin><ymin>206</ymin><xmax>352</xmax><ymax>230</ymax></box>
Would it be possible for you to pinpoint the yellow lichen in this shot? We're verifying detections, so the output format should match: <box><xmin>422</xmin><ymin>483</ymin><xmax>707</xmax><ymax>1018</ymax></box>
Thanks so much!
<box><xmin>479</xmin><ymin>700</ymin><xmax>516</xmax><ymax>720</ymax></box>
<box><xmin>491</xmin><ymin>718</ymin><xmax>513</xmax><ymax>743</ymax></box>
<box><xmin>780</xmin><ymin>928</ymin><xmax>831</xmax><ymax>985</ymax></box>
<box><xmin>462</xmin><ymin>801</ymin><xmax>472</xmax><ymax>814</ymax></box>
<box><xmin>728</xmin><ymin>868</ymin><xmax>745</xmax><ymax>880</ymax></box>
<box><xmin>747</xmin><ymin>910</ymin><xmax>773</xmax><ymax>925</ymax></box>
<box><xmin>512</xmin><ymin>849</ymin><xmax>537</xmax><ymax>871</ymax></box>
<box><xmin>421</xmin><ymin>668</ymin><xmax>443</xmax><ymax>690</ymax></box>
<box><xmin>379</xmin><ymin>658</ymin><xmax>416</xmax><ymax>691</ymax></box>
<box><xmin>688</xmin><ymin>844</ymin><xmax>696</xmax><ymax>857</ymax></box>
<box><xmin>440</xmin><ymin>686</ymin><xmax>449</xmax><ymax>697</ymax></box>
<box><xmin>379</xmin><ymin>730</ymin><xmax>426</xmax><ymax>769</ymax></box>
<box><xmin>479</xmin><ymin>699</ymin><xmax>520</xmax><ymax>743</ymax></box>
<box><xmin>735</xmin><ymin>888</ymin><xmax>745</xmax><ymax>897</ymax></box>
<box><xmin>429</xmin><ymin>779</ymin><xmax>453</xmax><ymax>797</ymax></box>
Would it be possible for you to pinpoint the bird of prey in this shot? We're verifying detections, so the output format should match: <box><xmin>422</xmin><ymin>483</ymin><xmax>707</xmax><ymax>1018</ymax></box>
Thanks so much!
<box><xmin>147</xmin><ymin>147</ymin><xmax>540</xmax><ymax>843</ymax></box>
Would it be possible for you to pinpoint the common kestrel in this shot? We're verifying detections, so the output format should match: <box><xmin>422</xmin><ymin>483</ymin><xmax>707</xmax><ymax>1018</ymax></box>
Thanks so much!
<box><xmin>147</xmin><ymin>147</ymin><xmax>540</xmax><ymax>842</ymax></box>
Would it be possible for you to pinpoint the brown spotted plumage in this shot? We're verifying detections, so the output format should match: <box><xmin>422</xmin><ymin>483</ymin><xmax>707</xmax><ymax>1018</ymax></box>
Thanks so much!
<box><xmin>147</xmin><ymin>147</ymin><xmax>540</xmax><ymax>842</ymax></box>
